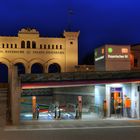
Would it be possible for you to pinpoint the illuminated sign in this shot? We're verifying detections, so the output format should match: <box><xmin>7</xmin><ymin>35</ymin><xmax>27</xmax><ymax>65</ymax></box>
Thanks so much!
<box><xmin>108</xmin><ymin>54</ymin><xmax>128</xmax><ymax>59</ymax></box>
<box><xmin>95</xmin><ymin>55</ymin><xmax>104</xmax><ymax>61</ymax></box>
<box><xmin>108</xmin><ymin>48</ymin><xmax>113</xmax><ymax>53</ymax></box>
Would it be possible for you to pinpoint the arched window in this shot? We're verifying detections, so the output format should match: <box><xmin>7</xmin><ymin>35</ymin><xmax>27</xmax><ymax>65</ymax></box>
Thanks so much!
<box><xmin>15</xmin><ymin>44</ymin><xmax>17</xmax><ymax>48</ymax></box>
<box><xmin>52</xmin><ymin>45</ymin><xmax>54</xmax><ymax>49</ymax></box>
<box><xmin>0</xmin><ymin>63</ymin><xmax>8</xmax><ymax>82</ymax></box>
<box><xmin>21</xmin><ymin>41</ymin><xmax>25</xmax><ymax>48</ymax></box>
<box><xmin>48</xmin><ymin>44</ymin><xmax>50</xmax><ymax>49</ymax></box>
<box><xmin>40</xmin><ymin>44</ymin><xmax>42</xmax><ymax>49</ymax></box>
<box><xmin>11</xmin><ymin>44</ymin><xmax>13</xmax><ymax>48</ymax></box>
<box><xmin>32</xmin><ymin>41</ymin><xmax>36</xmax><ymax>49</ymax></box>
<box><xmin>56</xmin><ymin>45</ymin><xmax>58</xmax><ymax>49</ymax></box>
<box><xmin>31</xmin><ymin>63</ymin><xmax>43</xmax><ymax>74</ymax></box>
<box><xmin>7</xmin><ymin>44</ymin><xmax>9</xmax><ymax>48</ymax></box>
<box><xmin>27</xmin><ymin>41</ymin><xmax>30</xmax><ymax>48</ymax></box>
<box><xmin>48</xmin><ymin>63</ymin><xmax>61</xmax><ymax>73</ymax></box>
<box><xmin>44</xmin><ymin>44</ymin><xmax>46</xmax><ymax>49</ymax></box>
<box><xmin>15</xmin><ymin>63</ymin><xmax>25</xmax><ymax>75</ymax></box>
<box><xmin>2</xmin><ymin>44</ymin><xmax>4</xmax><ymax>48</ymax></box>
<box><xmin>60</xmin><ymin>45</ymin><xmax>62</xmax><ymax>49</ymax></box>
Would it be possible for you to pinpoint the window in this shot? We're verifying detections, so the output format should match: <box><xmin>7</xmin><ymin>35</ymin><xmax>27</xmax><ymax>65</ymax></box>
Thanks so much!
<box><xmin>40</xmin><ymin>44</ymin><xmax>42</xmax><ymax>49</ymax></box>
<box><xmin>48</xmin><ymin>44</ymin><xmax>50</xmax><ymax>49</ymax></box>
<box><xmin>52</xmin><ymin>45</ymin><xmax>54</xmax><ymax>49</ymax></box>
<box><xmin>56</xmin><ymin>45</ymin><xmax>58</xmax><ymax>49</ymax></box>
<box><xmin>7</xmin><ymin>44</ymin><xmax>9</xmax><ymax>48</ymax></box>
<box><xmin>134</xmin><ymin>59</ymin><xmax>138</xmax><ymax>67</ymax></box>
<box><xmin>27</xmin><ymin>41</ymin><xmax>30</xmax><ymax>48</ymax></box>
<box><xmin>44</xmin><ymin>45</ymin><xmax>46</xmax><ymax>49</ymax></box>
<box><xmin>2</xmin><ymin>44</ymin><xmax>4</xmax><ymax>48</ymax></box>
<box><xmin>15</xmin><ymin>44</ymin><xmax>17</xmax><ymax>48</ymax></box>
<box><xmin>11</xmin><ymin>44</ymin><xmax>13</xmax><ymax>48</ymax></box>
<box><xmin>70</xmin><ymin>41</ymin><xmax>73</xmax><ymax>45</ymax></box>
<box><xmin>21</xmin><ymin>41</ymin><xmax>25</xmax><ymax>48</ymax></box>
<box><xmin>32</xmin><ymin>41</ymin><xmax>36</xmax><ymax>49</ymax></box>
<box><xmin>60</xmin><ymin>45</ymin><xmax>62</xmax><ymax>49</ymax></box>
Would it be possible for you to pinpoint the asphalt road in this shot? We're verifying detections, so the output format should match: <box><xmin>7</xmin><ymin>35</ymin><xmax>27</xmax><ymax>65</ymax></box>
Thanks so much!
<box><xmin>0</xmin><ymin>126</ymin><xmax>140</xmax><ymax>140</ymax></box>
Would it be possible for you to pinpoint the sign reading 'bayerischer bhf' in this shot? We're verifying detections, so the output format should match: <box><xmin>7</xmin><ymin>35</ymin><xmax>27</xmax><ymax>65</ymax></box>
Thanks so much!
<box><xmin>94</xmin><ymin>45</ymin><xmax>131</xmax><ymax>71</ymax></box>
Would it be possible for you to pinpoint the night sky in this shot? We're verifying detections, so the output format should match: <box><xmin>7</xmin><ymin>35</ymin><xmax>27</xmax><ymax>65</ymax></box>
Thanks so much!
<box><xmin>0</xmin><ymin>0</ymin><xmax>140</xmax><ymax>64</ymax></box>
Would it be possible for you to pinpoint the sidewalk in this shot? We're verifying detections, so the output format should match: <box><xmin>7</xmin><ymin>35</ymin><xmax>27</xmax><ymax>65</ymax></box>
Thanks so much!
<box><xmin>4</xmin><ymin>118</ymin><xmax>140</xmax><ymax>131</ymax></box>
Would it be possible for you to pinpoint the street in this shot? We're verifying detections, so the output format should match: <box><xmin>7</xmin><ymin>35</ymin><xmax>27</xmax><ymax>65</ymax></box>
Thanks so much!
<box><xmin>1</xmin><ymin>120</ymin><xmax>140</xmax><ymax>140</ymax></box>
<box><xmin>0</xmin><ymin>127</ymin><xmax>140</xmax><ymax>140</ymax></box>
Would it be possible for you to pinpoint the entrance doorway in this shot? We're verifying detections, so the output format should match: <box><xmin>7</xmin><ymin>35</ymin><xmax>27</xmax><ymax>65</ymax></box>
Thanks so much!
<box><xmin>110</xmin><ymin>87</ymin><xmax>123</xmax><ymax>116</ymax></box>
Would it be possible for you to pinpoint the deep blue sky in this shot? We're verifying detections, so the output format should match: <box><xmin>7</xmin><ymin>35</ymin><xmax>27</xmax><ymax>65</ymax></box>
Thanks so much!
<box><xmin>0</xmin><ymin>0</ymin><xmax>140</xmax><ymax>64</ymax></box>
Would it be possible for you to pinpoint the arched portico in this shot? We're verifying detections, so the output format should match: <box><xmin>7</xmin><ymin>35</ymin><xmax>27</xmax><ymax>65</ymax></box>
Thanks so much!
<box><xmin>48</xmin><ymin>63</ymin><xmax>61</xmax><ymax>73</ymax></box>
<box><xmin>29</xmin><ymin>59</ymin><xmax>45</xmax><ymax>73</ymax></box>
<box><xmin>13</xmin><ymin>59</ymin><xmax>28</xmax><ymax>74</ymax></box>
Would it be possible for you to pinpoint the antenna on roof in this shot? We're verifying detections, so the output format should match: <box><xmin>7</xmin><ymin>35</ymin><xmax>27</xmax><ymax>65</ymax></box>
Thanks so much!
<box><xmin>67</xmin><ymin>6</ymin><xmax>74</xmax><ymax>31</ymax></box>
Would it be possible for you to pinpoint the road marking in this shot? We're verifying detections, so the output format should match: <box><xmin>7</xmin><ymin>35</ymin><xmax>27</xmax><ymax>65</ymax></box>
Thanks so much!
<box><xmin>4</xmin><ymin>125</ymin><xmax>140</xmax><ymax>131</ymax></box>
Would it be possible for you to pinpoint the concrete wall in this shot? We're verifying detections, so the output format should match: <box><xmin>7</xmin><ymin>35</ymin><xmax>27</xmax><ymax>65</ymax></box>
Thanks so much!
<box><xmin>105</xmin><ymin>45</ymin><xmax>131</xmax><ymax>71</ymax></box>
<box><xmin>95</xmin><ymin>44</ymin><xmax>131</xmax><ymax>71</ymax></box>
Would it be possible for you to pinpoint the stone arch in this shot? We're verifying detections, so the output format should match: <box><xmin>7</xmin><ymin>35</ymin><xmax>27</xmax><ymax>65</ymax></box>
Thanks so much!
<box><xmin>14</xmin><ymin>63</ymin><xmax>25</xmax><ymax>75</ymax></box>
<box><xmin>13</xmin><ymin>58</ymin><xmax>28</xmax><ymax>73</ymax></box>
<box><xmin>29</xmin><ymin>59</ymin><xmax>45</xmax><ymax>73</ymax></box>
<box><xmin>48</xmin><ymin>63</ymin><xmax>61</xmax><ymax>73</ymax></box>
<box><xmin>0</xmin><ymin>57</ymin><xmax>10</xmax><ymax>68</ymax></box>
<box><xmin>31</xmin><ymin>63</ymin><xmax>44</xmax><ymax>74</ymax></box>
<box><xmin>0</xmin><ymin>58</ymin><xmax>10</xmax><ymax>82</ymax></box>
<box><xmin>45</xmin><ymin>58</ymin><xmax>64</xmax><ymax>73</ymax></box>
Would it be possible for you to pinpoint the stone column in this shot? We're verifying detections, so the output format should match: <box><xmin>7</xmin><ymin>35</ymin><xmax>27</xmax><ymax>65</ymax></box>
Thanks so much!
<box><xmin>10</xmin><ymin>66</ymin><xmax>21</xmax><ymax>125</ymax></box>
<box><xmin>26</xmin><ymin>65</ymin><xmax>31</xmax><ymax>73</ymax></box>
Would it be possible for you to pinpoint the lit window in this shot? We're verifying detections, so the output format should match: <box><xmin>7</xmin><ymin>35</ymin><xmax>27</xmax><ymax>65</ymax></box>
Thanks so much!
<box><xmin>122</xmin><ymin>48</ymin><xmax>128</xmax><ymax>53</ymax></box>
<box><xmin>101</xmin><ymin>48</ymin><xmax>104</xmax><ymax>54</ymax></box>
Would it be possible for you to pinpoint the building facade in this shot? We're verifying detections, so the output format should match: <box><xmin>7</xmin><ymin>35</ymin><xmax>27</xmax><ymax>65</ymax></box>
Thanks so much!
<box><xmin>0</xmin><ymin>28</ymin><xmax>79</xmax><ymax>82</ymax></box>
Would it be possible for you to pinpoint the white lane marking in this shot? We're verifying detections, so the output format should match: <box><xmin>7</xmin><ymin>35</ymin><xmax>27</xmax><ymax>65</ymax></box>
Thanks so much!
<box><xmin>4</xmin><ymin>125</ymin><xmax>140</xmax><ymax>131</ymax></box>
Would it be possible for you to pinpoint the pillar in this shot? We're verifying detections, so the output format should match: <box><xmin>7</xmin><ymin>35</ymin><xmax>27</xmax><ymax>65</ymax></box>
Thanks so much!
<box><xmin>10</xmin><ymin>66</ymin><xmax>21</xmax><ymax>125</ymax></box>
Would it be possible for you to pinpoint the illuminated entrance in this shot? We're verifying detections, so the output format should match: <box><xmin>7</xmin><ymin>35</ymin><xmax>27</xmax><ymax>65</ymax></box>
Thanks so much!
<box><xmin>110</xmin><ymin>87</ymin><xmax>123</xmax><ymax>116</ymax></box>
